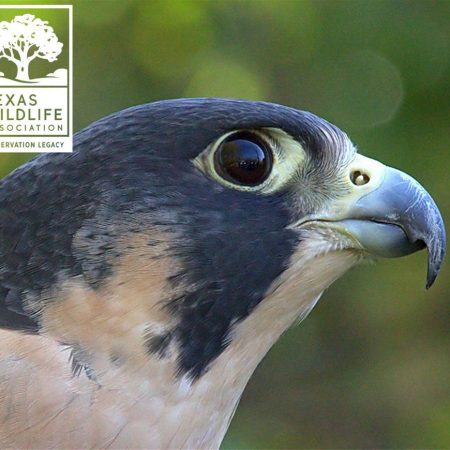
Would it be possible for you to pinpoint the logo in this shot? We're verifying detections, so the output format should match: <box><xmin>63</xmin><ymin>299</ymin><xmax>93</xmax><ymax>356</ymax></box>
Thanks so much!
<box><xmin>0</xmin><ymin>5</ymin><xmax>72</xmax><ymax>152</ymax></box>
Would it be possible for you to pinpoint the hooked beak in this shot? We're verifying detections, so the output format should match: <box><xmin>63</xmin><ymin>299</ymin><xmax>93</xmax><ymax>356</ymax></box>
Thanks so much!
<box><xmin>298</xmin><ymin>155</ymin><xmax>446</xmax><ymax>288</ymax></box>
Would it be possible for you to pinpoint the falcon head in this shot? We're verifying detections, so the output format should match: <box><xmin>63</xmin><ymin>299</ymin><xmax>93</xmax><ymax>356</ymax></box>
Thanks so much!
<box><xmin>0</xmin><ymin>99</ymin><xmax>445</xmax><ymax>449</ymax></box>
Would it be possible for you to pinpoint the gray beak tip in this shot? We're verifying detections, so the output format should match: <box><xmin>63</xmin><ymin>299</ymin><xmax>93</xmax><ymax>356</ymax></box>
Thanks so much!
<box><xmin>426</xmin><ymin>272</ymin><xmax>438</xmax><ymax>290</ymax></box>
<box><xmin>426</xmin><ymin>274</ymin><xmax>435</xmax><ymax>290</ymax></box>
<box><xmin>424</xmin><ymin>202</ymin><xmax>446</xmax><ymax>290</ymax></box>
<box><xmin>425</xmin><ymin>245</ymin><xmax>446</xmax><ymax>290</ymax></box>
<box><xmin>380</xmin><ymin>168</ymin><xmax>446</xmax><ymax>290</ymax></box>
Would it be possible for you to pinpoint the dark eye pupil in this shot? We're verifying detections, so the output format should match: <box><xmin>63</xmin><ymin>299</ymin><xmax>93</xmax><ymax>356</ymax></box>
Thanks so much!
<box><xmin>215</xmin><ymin>132</ymin><xmax>272</xmax><ymax>186</ymax></box>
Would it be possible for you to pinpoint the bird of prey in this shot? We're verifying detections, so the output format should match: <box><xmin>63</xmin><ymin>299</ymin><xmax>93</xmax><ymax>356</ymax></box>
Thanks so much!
<box><xmin>0</xmin><ymin>98</ymin><xmax>445</xmax><ymax>449</ymax></box>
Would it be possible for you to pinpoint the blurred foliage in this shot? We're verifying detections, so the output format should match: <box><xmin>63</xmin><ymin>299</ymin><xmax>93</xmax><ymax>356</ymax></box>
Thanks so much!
<box><xmin>0</xmin><ymin>0</ymin><xmax>449</xmax><ymax>448</ymax></box>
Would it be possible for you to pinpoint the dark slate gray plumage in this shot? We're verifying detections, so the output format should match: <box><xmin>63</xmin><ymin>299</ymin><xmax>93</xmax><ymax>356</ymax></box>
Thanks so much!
<box><xmin>0</xmin><ymin>98</ymin><xmax>352</xmax><ymax>377</ymax></box>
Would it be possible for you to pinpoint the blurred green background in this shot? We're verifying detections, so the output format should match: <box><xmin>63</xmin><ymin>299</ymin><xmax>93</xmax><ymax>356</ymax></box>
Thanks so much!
<box><xmin>1</xmin><ymin>0</ymin><xmax>449</xmax><ymax>448</ymax></box>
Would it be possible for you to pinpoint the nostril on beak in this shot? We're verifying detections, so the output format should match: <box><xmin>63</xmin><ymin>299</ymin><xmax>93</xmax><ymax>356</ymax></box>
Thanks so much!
<box><xmin>351</xmin><ymin>170</ymin><xmax>370</xmax><ymax>186</ymax></box>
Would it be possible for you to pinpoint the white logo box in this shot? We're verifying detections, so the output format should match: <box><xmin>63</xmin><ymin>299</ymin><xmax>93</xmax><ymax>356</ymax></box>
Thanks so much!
<box><xmin>0</xmin><ymin>5</ymin><xmax>72</xmax><ymax>152</ymax></box>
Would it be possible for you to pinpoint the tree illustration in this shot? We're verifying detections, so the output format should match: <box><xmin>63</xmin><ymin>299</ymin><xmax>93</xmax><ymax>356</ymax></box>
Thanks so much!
<box><xmin>0</xmin><ymin>14</ymin><xmax>63</xmax><ymax>81</ymax></box>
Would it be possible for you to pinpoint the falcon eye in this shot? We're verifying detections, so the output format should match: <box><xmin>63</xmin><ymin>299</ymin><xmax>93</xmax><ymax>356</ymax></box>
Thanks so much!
<box><xmin>214</xmin><ymin>132</ymin><xmax>273</xmax><ymax>186</ymax></box>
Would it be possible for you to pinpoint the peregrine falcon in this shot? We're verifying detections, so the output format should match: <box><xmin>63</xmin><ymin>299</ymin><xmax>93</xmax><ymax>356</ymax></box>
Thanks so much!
<box><xmin>0</xmin><ymin>99</ymin><xmax>445</xmax><ymax>449</ymax></box>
